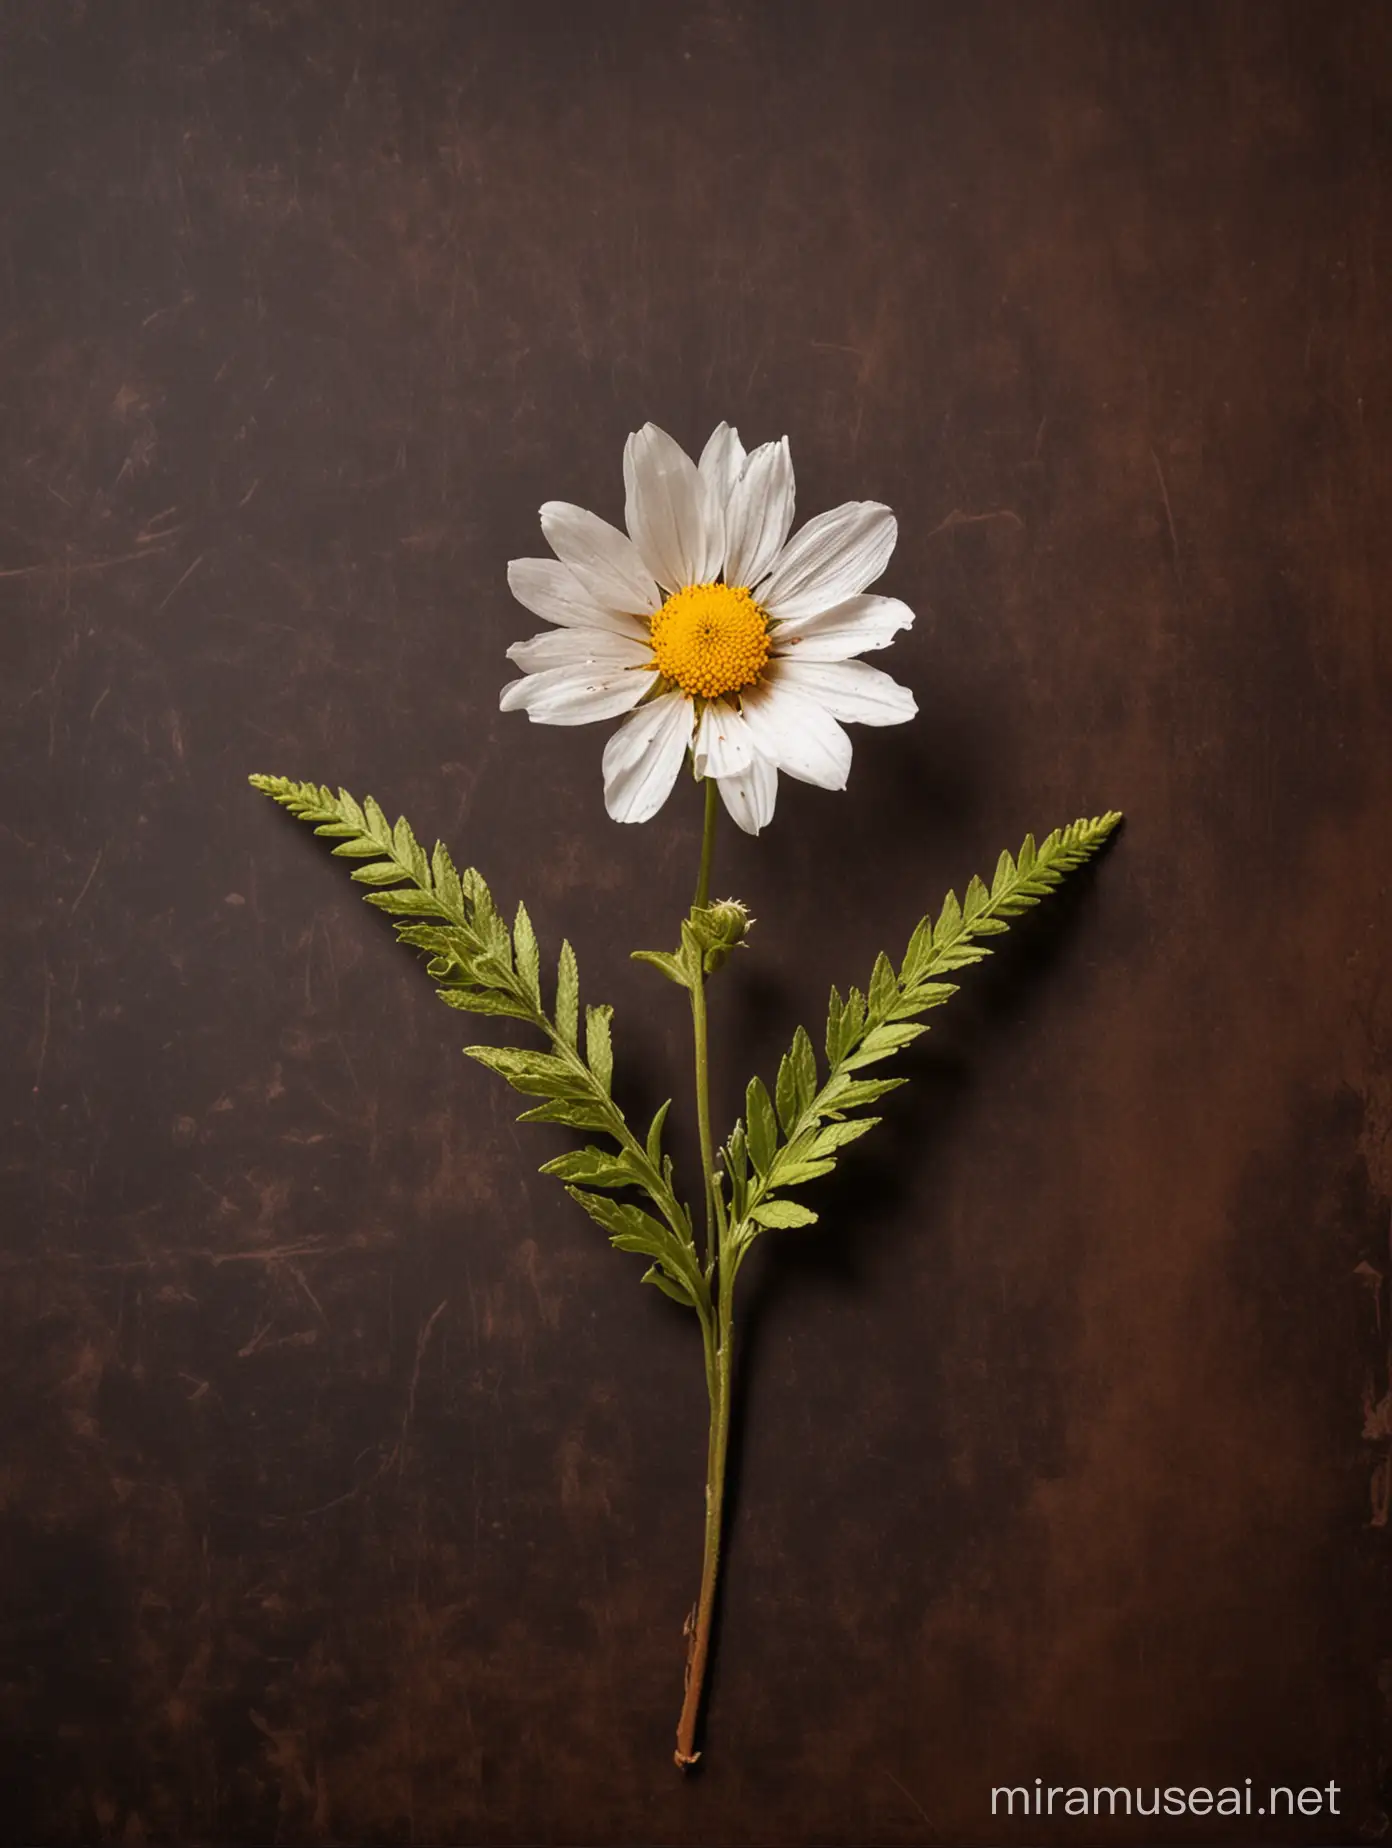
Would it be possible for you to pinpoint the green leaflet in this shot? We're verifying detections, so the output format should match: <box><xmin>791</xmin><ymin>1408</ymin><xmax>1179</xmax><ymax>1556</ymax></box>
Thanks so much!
<box><xmin>566</xmin><ymin>1187</ymin><xmax>671</xmax><ymax>1252</ymax></box>
<box><xmin>645</xmin><ymin>1099</ymin><xmax>672</xmax><ymax>1168</ymax></box>
<box><xmin>565</xmin><ymin>1187</ymin><xmax>701</xmax><ymax>1303</ymax></box>
<box><xmin>516</xmin><ymin>1097</ymin><xmax>615</xmax><ymax>1131</ymax></box>
<box><xmin>586</xmin><ymin>1004</ymin><xmax>614</xmax><ymax>1095</ymax></box>
<box><xmin>631</xmin><ymin>948</ymin><xmax>692</xmax><ymax>989</ymax></box>
<box><xmin>539</xmin><ymin>1145</ymin><xmax>635</xmax><ymax>1189</ymax></box>
<box><xmin>463</xmin><ymin>1045</ymin><xmax>592</xmax><ymax>1098</ymax></box>
<box><xmin>807</xmin><ymin>1117</ymin><xmax>879</xmax><ymax>1159</ymax></box>
<box><xmin>725</xmin><ymin>812</ymin><xmax>1122</xmax><ymax>1260</ymax></box>
<box><xmin>745</xmin><ymin>1076</ymin><xmax>777</xmax><ymax>1175</ymax></box>
<box><xmin>867</xmin><ymin>951</ymin><xmax>897</xmax><ymax>1019</ymax></box>
<box><xmin>436</xmin><ymin>988</ymin><xmax>533</xmax><ymax>1019</ymax></box>
<box><xmin>774</xmin><ymin>1026</ymin><xmax>817</xmax><ymax>1135</ymax></box>
<box><xmin>513</xmin><ymin>901</ymin><xmax>542</xmax><ymax>1010</ymax></box>
<box><xmin>641</xmin><ymin>1265</ymin><xmax>696</xmax><ymax>1308</ymax></box>
<box><xmin>248</xmin><ymin>775</ymin><xmax>705</xmax><ymax>1317</ymax></box>
<box><xmin>555</xmin><ymin>940</ymin><xmax>579</xmax><ymax>1050</ymax></box>
<box><xmin>749</xmin><ymin>1199</ymin><xmax>819</xmax><ymax>1229</ymax></box>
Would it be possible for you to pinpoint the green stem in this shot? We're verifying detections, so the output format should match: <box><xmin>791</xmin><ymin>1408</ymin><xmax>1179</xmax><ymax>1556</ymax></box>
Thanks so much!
<box><xmin>675</xmin><ymin>776</ymin><xmax>732</xmax><ymax>1768</ymax></box>
<box><xmin>689</xmin><ymin>777</ymin><xmax>728</xmax><ymax>1260</ymax></box>
<box><xmin>676</xmin><ymin>1263</ymin><xmax>733</xmax><ymax>1768</ymax></box>
<box><xmin>689</xmin><ymin>952</ymin><xmax>727</xmax><ymax>1261</ymax></box>
<box><xmin>694</xmin><ymin>774</ymin><xmax>719</xmax><ymax>909</ymax></box>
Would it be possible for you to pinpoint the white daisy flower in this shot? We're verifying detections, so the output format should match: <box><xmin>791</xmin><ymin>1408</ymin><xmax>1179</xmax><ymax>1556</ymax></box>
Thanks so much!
<box><xmin>500</xmin><ymin>422</ymin><xmax>917</xmax><ymax>835</ymax></box>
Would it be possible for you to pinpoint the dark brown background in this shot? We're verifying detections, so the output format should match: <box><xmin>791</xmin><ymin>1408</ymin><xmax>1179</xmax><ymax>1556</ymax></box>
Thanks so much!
<box><xmin>4</xmin><ymin>2</ymin><xmax>1391</xmax><ymax>1842</ymax></box>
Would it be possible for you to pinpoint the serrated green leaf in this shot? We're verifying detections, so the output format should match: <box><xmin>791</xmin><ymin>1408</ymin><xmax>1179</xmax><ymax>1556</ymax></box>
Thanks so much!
<box><xmin>336</xmin><ymin>788</ymin><xmax>367</xmax><ymax>832</ymax></box>
<box><xmin>887</xmin><ymin>980</ymin><xmax>958</xmax><ymax>1021</ymax></box>
<box><xmin>746</xmin><ymin>1076</ymin><xmax>777</xmax><ymax>1174</ymax></box>
<box><xmin>631</xmin><ymin>948</ymin><xmax>692</xmax><ymax>989</ymax></box>
<box><xmin>808</xmin><ymin>1117</ymin><xmax>879</xmax><ymax>1159</ymax></box>
<box><xmin>725</xmin><ymin>1121</ymin><xmax>748</xmax><ymax>1184</ymax></box>
<box><xmin>913</xmin><ymin>950</ymin><xmax>970</xmax><ymax>978</ymax></box>
<box><xmin>609</xmin><ymin>1230</ymin><xmax>658</xmax><ymax>1254</ymax></box>
<box><xmin>464</xmin><ymin>871</ymin><xmax>511</xmax><ymax>965</ymax></box>
<box><xmin>586</xmin><ymin>1004</ymin><xmax>613</xmax><ymax>1095</ymax></box>
<box><xmin>901</xmin><ymin>918</ymin><xmax>933</xmax><ymax>983</ymax></box>
<box><xmin>349</xmin><ymin>860</ymin><xmax>408</xmax><ymax>886</ymax></box>
<box><xmin>774</xmin><ymin>1051</ymin><xmax>798</xmax><ymax>1136</ymax></box>
<box><xmin>515</xmin><ymin>1098</ymin><xmax>614</xmax><ymax>1130</ymax></box>
<box><xmin>768</xmin><ymin>1157</ymin><xmax>836</xmax><ymax>1186</ymax></box>
<box><xmin>461</xmin><ymin>866</ymin><xmax>492</xmax><ymax>917</ymax></box>
<box><xmin>825</xmin><ymin>986</ymin><xmax>845</xmax><ymax>1065</ymax></box>
<box><xmin>463</xmin><ymin>1045</ymin><xmax>588</xmax><ymax>1097</ymax></box>
<box><xmin>790</xmin><ymin>1026</ymin><xmax>817</xmax><ymax>1119</ymax></box>
<box><xmin>513</xmin><ymin>901</ymin><xmax>541</xmax><ymax>1011</ymax></box>
<box><xmin>567</xmin><ymin>1189</ymin><xmax>672</xmax><ymax>1258</ymax></box>
<box><xmin>642</xmin><ymin>1264</ymin><xmax>695</xmax><ymax>1308</ymax></box>
<box><xmin>362</xmin><ymin>795</ymin><xmax>391</xmax><ymax>843</ymax></box>
<box><xmin>397</xmin><ymin>923</ymin><xmax>466</xmax><ymax>958</ymax></box>
<box><xmin>555</xmin><ymin>940</ymin><xmax>579</xmax><ymax>1048</ymax></box>
<box><xmin>362</xmin><ymin>888</ymin><xmax>448</xmax><ymax>916</ymax></box>
<box><xmin>646</xmin><ymin>1099</ymin><xmax>671</xmax><ymax>1168</ymax></box>
<box><xmin>841</xmin><ymin>1021</ymin><xmax>928</xmax><ymax>1070</ymax></box>
<box><xmin>826</xmin><ymin>1075</ymin><xmax>909</xmax><ymax>1111</ymax></box>
<box><xmin>436</xmin><ymin>855</ymin><xmax>464</xmax><ymax>921</ymax></box>
<box><xmin>393</xmin><ymin>816</ymin><xmax>429</xmax><ymax>885</ymax></box>
<box><xmin>936</xmin><ymin>887</ymin><xmax>963</xmax><ymax>940</ymax></box>
<box><xmin>843</xmin><ymin>987</ymin><xmax>866</xmax><ymax>1047</ymax></box>
<box><xmin>868</xmin><ymin>951</ymin><xmax>897</xmax><ymax>1020</ymax></box>
<box><xmin>539</xmin><ymin>1146</ymin><xmax>633</xmax><ymax>1188</ymax></box>
<box><xmin>749</xmin><ymin>1199</ymin><xmax>819</xmax><ymax>1229</ymax></box>
<box><xmin>436</xmin><ymin>987</ymin><xmax>531</xmax><ymax>1018</ymax></box>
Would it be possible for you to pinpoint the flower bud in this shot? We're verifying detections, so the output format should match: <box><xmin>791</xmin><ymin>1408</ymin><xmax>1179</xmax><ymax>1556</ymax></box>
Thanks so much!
<box><xmin>688</xmin><ymin>898</ymin><xmax>754</xmax><ymax>972</ymax></box>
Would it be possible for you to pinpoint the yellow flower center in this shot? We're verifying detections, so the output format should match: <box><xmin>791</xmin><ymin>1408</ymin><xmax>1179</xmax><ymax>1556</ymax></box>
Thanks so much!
<box><xmin>648</xmin><ymin>582</ymin><xmax>771</xmax><ymax>700</ymax></box>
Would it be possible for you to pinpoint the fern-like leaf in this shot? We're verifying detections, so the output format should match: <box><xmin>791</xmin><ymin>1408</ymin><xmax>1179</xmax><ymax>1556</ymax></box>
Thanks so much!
<box><xmin>721</xmin><ymin>812</ymin><xmax>1122</xmax><ymax>1257</ymax></box>
<box><xmin>249</xmin><ymin>776</ymin><xmax>705</xmax><ymax>1315</ymax></box>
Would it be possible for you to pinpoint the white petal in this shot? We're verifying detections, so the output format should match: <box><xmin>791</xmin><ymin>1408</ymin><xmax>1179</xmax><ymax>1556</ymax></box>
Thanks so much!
<box><xmin>717</xmin><ymin>755</ymin><xmax>778</xmax><ymax>835</ymax></box>
<box><xmin>623</xmin><ymin>424</ymin><xmax>723</xmax><ymax>592</ymax></box>
<box><xmin>692</xmin><ymin>698</ymin><xmax>754</xmax><ymax>779</ymax></box>
<box><xmin>539</xmin><ymin>502</ymin><xmax>662</xmax><ymax>616</ymax></box>
<box><xmin>698</xmin><ymin>423</ymin><xmax>746</xmax><ymax>508</ymax></box>
<box><xmin>506</xmin><ymin>628</ymin><xmax>654</xmax><ymax>672</ymax></box>
<box><xmin>768</xmin><ymin>657</ymin><xmax>917</xmax><ymax>726</ymax></box>
<box><xmin>771</xmin><ymin>593</ymin><xmax>914</xmax><ymax>661</ymax></box>
<box><xmin>723</xmin><ymin>438</ymin><xmax>795</xmax><ymax>590</ymax></box>
<box><xmin>759</xmin><ymin>502</ymin><xmax>898</xmax><ymax>621</ymax></box>
<box><xmin>499</xmin><ymin>664</ymin><xmax>656</xmax><ymax>726</ymax></box>
<box><xmin>507</xmin><ymin>558</ymin><xmax>650</xmax><ymax>638</ymax></box>
<box><xmin>601</xmin><ymin>690</ymin><xmax>695</xmax><ymax>824</ymax></box>
<box><xmin>738</xmin><ymin>680</ymin><xmax>853</xmax><ymax>790</ymax></box>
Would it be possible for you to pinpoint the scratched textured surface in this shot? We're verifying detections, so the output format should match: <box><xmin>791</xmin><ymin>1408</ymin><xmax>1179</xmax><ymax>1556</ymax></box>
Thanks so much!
<box><xmin>3</xmin><ymin>1</ymin><xmax>1392</xmax><ymax>1843</ymax></box>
